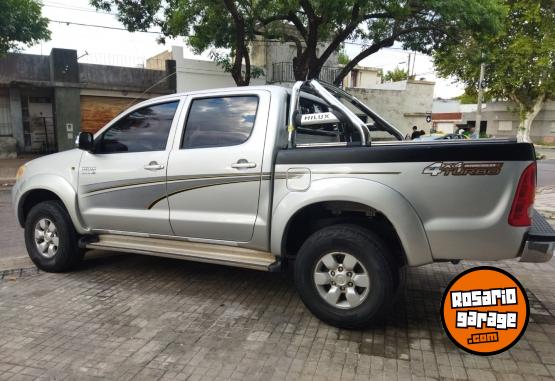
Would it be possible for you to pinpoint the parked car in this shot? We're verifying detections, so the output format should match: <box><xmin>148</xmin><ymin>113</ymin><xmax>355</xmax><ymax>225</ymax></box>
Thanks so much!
<box><xmin>436</xmin><ymin>133</ymin><xmax>468</xmax><ymax>140</ymax></box>
<box><xmin>414</xmin><ymin>133</ymin><xmax>468</xmax><ymax>141</ymax></box>
<box><xmin>12</xmin><ymin>80</ymin><xmax>555</xmax><ymax>328</ymax></box>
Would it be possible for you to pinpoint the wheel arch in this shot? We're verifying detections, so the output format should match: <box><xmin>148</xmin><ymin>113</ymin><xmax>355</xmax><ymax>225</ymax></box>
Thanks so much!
<box><xmin>271</xmin><ymin>177</ymin><xmax>433</xmax><ymax>266</ymax></box>
<box><xmin>16</xmin><ymin>175</ymin><xmax>87</xmax><ymax>234</ymax></box>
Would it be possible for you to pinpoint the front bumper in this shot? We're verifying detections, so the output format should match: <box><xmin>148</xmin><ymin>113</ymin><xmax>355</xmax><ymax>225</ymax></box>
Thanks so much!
<box><xmin>520</xmin><ymin>210</ymin><xmax>555</xmax><ymax>263</ymax></box>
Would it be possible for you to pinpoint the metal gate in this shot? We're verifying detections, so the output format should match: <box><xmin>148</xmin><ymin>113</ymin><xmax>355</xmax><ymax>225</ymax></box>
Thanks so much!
<box><xmin>21</xmin><ymin>96</ymin><xmax>57</xmax><ymax>154</ymax></box>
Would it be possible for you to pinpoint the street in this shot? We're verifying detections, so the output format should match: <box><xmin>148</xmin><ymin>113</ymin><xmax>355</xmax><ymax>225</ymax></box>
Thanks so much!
<box><xmin>538</xmin><ymin>159</ymin><xmax>555</xmax><ymax>188</ymax></box>
<box><xmin>0</xmin><ymin>189</ymin><xmax>25</xmax><ymax>261</ymax></box>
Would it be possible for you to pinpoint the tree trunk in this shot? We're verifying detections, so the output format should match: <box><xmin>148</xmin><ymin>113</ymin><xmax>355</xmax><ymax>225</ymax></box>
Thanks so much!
<box><xmin>293</xmin><ymin>56</ymin><xmax>309</xmax><ymax>80</ymax></box>
<box><xmin>229</xmin><ymin>49</ymin><xmax>249</xmax><ymax>86</ymax></box>
<box><xmin>516</xmin><ymin>96</ymin><xmax>544</xmax><ymax>143</ymax></box>
<box><xmin>223</xmin><ymin>0</ymin><xmax>250</xmax><ymax>87</ymax></box>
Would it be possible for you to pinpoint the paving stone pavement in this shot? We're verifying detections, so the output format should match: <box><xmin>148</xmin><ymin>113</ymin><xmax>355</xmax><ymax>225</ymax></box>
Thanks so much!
<box><xmin>1</xmin><ymin>254</ymin><xmax>555</xmax><ymax>381</ymax></box>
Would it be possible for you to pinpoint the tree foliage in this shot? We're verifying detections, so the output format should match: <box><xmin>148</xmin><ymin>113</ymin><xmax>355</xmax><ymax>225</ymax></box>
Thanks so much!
<box><xmin>91</xmin><ymin>0</ymin><xmax>264</xmax><ymax>86</ymax></box>
<box><xmin>383</xmin><ymin>67</ymin><xmax>408</xmax><ymax>82</ymax></box>
<box><xmin>0</xmin><ymin>0</ymin><xmax>50</xmax><ymax>54</ymax></box>
<box><xmin>337</xmin><ymin>48</ymin><xmax>349</xmax><ymax>65</ymax></box>
<box><xmin>92</xmin><ymin>0</ymin><xmax>504</xmax><ymax>87</ymax></box>
<box><xmin>434</xmin><ymin>0</ymin><xmax>555</xmax><ymax>141</ymax></box>
<box><xmin>257</xmin><ymin>0</ymin><xmax>504</xmax><ymax>84</ymax></box>
<box><xmin>457</xmin><ymin>86</ymin><xmax>493</xmax><ymax>104</ymax></box>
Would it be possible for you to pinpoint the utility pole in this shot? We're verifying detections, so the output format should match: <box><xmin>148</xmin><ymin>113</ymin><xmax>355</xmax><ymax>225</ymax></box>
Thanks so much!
<box><xmin>474</xmin><ymin>59</ymin><xmax>486</xmax><ymax>139</ymax></box>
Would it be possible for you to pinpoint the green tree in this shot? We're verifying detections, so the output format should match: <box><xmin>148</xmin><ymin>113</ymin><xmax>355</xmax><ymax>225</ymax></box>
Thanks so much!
<box><xmin>337</xmin><ymin>48</ymin><xmax>349</xmax><ymax>65</ymax></box>
<box><xmin>257</xmin><ymin>0</ymin><xmax>504</xmax><ymax>85</ymax></box>
<box><xmin>0</xmin><ymin>0</ymin><xmax>50</xmax><ymax>54</ymax></box>
<box><xmin>457</xmin><ymin>87</ymin><xmax>493</xmax><ymax>104</ymax></box>
<box><xmin>434</xmin><ymin>0</ymin><xmax>555</xmax><ymax>142</ymax></box>
<box><xmin>91</xmin><ymin>0</ymin><xmax>264</xmax><ymax>86</ymax></box>
<box><xmin>93</xmin><ymin>0</ymin><xmax>503</xmax><ymax>87</ymax></box>
<box><xmin>383</xmin><ymin>67</ymin><xmax>408</xmax><ymax>82</ymax></box>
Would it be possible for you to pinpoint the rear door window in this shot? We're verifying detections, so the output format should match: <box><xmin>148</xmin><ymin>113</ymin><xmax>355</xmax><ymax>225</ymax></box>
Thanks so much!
<box><xmin>181</xmin><ymin>96</ymin><xmax>259</xmax><ymax>149</ymax></box>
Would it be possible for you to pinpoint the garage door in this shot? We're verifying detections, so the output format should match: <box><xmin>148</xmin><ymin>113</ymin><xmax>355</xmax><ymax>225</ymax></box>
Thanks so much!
<box><xmin>81</xmin><ymin>96</ymin><xmax>142</xmax><ymax>134</ymax></box>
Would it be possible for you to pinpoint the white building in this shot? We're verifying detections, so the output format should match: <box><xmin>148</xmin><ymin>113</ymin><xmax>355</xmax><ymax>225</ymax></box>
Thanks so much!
<box><xmin>347</xmin><ymin>79</ymin><xmax>435</xmax><ymax>136</ymax></box>
<box><xmin>341</xmin><ymin>65</ymin><xmax>382</xmax><ymax>88</ymax></box>
<box><xmin>432</xmin><ymin>98</ymin><xmax>555</xmax><ymax>143</ymax></box>
<box><xmin>148</xmin><ymin>46</ymin><xmax>265</xmax><ymax>93</ymax></box>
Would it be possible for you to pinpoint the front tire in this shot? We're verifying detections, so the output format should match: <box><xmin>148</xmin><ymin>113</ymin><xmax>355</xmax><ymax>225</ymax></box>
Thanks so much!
<box><xmin>24</xmin><ymin>201</ymin><xmax>84</xmax><ymax>272</ymax></box>
<box><xmin>294</xmin><ymin>224</ymin><xmax>398</xmax><ymax>329</ymax></box>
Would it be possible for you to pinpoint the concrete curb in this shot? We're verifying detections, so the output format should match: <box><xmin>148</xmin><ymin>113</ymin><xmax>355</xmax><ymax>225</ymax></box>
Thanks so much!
<box><xmin>0</xmin><ymin>250</ymin><xmax>127</xmax><ymax>272</ymax></box>
<box><xmin>537</xmin><ymin>209</ymin><xmax>555</xmax><ymax>221</ymax></box>
<box><xmin>0</xmin><ymin>256</ymin><xmax>35</xmax><ymax>272</ymax></box>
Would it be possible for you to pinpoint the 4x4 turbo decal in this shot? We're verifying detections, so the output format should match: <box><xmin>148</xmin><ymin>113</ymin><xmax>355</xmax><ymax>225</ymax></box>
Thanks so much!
<box><xmin>423</xmin><ymin>162</ymin><xmax>503</xmax><ymax>176</ymax></box>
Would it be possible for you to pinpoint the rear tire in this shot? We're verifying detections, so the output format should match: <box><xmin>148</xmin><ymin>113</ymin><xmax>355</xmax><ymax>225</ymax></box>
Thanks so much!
<box><xmin>24</xmin><ymin>201</ymin><xmax>84</xmax><ymax>272</ymax></box>
<box><xmin>294</xmin><ymin>224</ymin><xmax>398</xmax><ymax>329</ymax></box>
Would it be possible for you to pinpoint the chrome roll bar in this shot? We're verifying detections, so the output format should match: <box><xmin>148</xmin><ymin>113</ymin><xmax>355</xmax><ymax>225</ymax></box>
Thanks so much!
<box><xmin>287</xmin><ymin>81</ymin><xmax>303</xmax><ymax>148</ymax></box>
<box><xmin>287</xmin><ymin>80</ymin><xmax>370</xmax><ymax>147</ymax></box>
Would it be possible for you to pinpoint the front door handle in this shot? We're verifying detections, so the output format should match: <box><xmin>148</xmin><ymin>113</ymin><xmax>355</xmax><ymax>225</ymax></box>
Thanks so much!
<box><xmin>144</xmin><ymin>161</ymin><xmax>165</xmax><ymax>171</ymax></box>
<box><xmin>231</xmin><ymin>159</ymin><xmax>257</xmax><ymax>169</ymax></box>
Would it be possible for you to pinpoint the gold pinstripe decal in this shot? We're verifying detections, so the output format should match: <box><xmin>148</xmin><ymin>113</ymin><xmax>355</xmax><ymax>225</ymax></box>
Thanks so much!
<box><xmin>147</xmin><ymin>174</ymin><xmax>273</xmax><ymax>209</ymax></box>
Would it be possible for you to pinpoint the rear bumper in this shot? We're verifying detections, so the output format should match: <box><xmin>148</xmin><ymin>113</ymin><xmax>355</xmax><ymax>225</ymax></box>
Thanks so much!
<box><xmin>520</xmin><ymin>210</ymin><xmax>555</xmax><ymax>263</ymax></box>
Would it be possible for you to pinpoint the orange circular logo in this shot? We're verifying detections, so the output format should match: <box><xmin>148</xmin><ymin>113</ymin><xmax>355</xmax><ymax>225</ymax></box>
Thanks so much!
<box><xmin>441</xmin><ymin>267</ymin><xmax>529</xmax><ymax>355</ymax></box>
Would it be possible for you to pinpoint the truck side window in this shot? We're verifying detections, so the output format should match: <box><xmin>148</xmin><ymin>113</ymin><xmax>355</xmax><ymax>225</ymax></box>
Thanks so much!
<box><xmin>181</xmin><ymin>96</ymin><xmax>258</xmax><ymax>149</ymax></box>
<box><xmin>96</xmin><ymin>101</ymin><xmax>178</xmax><ymax>154</ymax></box>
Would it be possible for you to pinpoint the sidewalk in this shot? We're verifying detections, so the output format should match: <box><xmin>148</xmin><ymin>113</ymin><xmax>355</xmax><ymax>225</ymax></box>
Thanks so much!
<box><xmin>536</xmin><ymin>186</ymin><xmax>555</xmax><ymax>220</ymax></box>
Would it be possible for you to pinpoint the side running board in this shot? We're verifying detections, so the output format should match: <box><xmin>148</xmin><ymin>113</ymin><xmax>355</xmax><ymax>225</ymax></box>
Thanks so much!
<box><xmin>83</xmin><ymin>234</ymin><xmax>280</xmax><ymax>272</ymax></box>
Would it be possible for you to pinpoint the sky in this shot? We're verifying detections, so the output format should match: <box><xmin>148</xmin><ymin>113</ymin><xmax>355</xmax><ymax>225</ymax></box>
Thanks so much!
<box><xmin>25</xmin><ymin>0</ymin><xmax>465</xmax><ymax>99</ymax></box>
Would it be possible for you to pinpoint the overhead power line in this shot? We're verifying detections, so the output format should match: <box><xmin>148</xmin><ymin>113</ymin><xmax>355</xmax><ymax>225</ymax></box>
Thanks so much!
<box><xmin>47</xmin><ymin>18</ymin><xmax>429</xmax><ymax>57</ymax></box>
<box><xmin>43</xmin><ymin>2</ymin><xmax>117</xmax><ymax>16</ymax></box>
<box><xmin>48</xmin><ymin>19</ymin><xmax>161</xmax><ymax>34</ymax></box>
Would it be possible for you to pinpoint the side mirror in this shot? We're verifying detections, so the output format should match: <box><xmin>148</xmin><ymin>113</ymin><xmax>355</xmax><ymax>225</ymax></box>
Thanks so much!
<box><xmin>77</xmin><ymin>132</ymin><xmax>94</xmax><ymax>152</ymax></box>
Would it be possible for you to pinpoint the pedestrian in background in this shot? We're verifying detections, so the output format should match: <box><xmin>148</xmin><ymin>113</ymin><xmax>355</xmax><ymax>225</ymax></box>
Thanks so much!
<box><xmin>410</xmin><ymin>126</ymin><xmax>420</xmax><ymax>140</ymax></box>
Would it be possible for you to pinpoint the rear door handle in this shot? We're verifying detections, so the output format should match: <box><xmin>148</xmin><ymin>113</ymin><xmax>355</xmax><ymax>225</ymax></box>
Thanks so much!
<box><xmin>144</xmin><ymin>161</ymin><xmax>165</xmax><ymax>171</ymax></box>
<box><xmin>231</xmin><ymin>159</ymin><xmax>256</xmax><ymax>169</ymax></box>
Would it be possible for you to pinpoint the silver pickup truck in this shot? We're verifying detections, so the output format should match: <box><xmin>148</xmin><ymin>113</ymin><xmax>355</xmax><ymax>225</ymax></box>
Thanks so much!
<box><xmin>12</xmin><ymin>80</ymin><xmax>555</xmax><ymax>328</ymax></box>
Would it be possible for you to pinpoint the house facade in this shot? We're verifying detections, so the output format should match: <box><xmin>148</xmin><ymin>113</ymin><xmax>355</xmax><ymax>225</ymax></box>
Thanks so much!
<box><xmin>0</xmin><ymin>48</ymin><xmax>176</xmax><ymax>157</ymax></box>
<box><xmin>432</xmin><ymin>98</ymin><xmax>555</xmax><ymax>143</ymax></box>
<box><xmin>341</xmin><ymin>65</ymin><xmax>382</xmax><ymax>88</ymax></box>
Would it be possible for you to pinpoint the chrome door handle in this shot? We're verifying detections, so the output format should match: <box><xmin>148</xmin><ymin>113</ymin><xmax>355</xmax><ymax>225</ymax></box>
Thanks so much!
<box><xmin>231</xmin><ymin>159</ymin><xmax>256</xmax><ymax>169</ymax></box>
<box><xmin>144</xmin><ymin>161</ymin><xmax>165</xmax><ymax>171</ymax></box>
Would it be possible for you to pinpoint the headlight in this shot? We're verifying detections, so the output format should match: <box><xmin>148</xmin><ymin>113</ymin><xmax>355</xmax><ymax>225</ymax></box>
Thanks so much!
<box><xmin>15</xmin><ymin>165</ymin><xmax>26</xmax><ymax>181</ymax></box>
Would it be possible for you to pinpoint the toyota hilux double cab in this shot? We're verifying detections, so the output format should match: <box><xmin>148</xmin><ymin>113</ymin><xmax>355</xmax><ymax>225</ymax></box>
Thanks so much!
<box><xmin>12</xmin><ymin>80</ymin><xmax>555</xmax><ymax>328</ymax></box>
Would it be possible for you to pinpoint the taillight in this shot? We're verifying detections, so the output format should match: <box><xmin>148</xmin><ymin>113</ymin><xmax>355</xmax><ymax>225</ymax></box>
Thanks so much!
<box><xmin>508</xmin><ymin>162</ymin><xmax>536</xmax><ymax>226</ymax></box>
